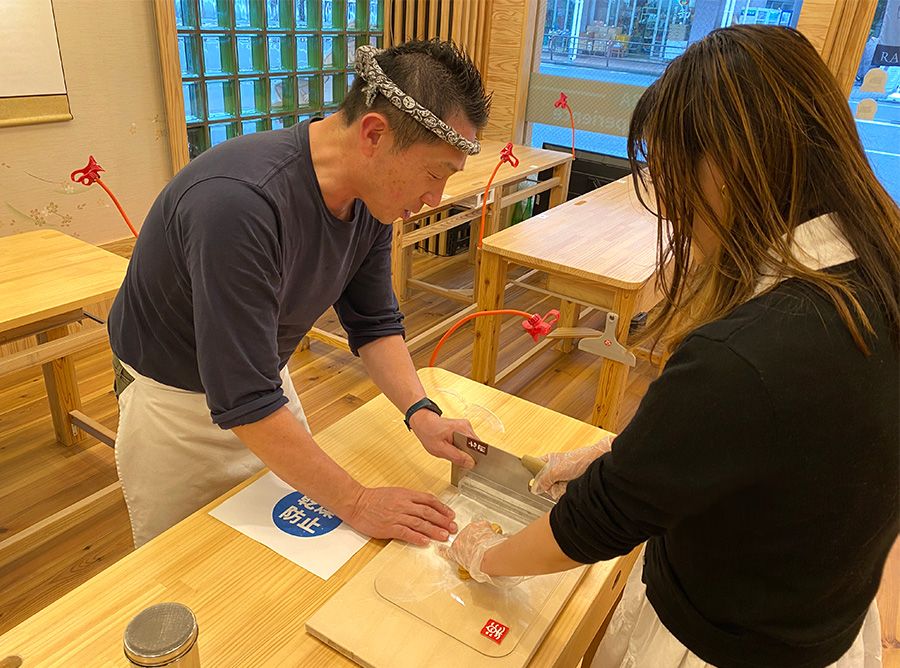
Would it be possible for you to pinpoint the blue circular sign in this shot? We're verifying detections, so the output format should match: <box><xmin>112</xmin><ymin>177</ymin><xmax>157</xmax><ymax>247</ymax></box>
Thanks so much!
<box><xmin>272</xmin><ymin>492</ymin><xmax>343</xmax><ymax>538</ymax></box>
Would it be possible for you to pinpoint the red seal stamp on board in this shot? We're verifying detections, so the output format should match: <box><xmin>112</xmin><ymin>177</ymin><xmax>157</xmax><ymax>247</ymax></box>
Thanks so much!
<box><xmin>481</xmin><ymin>619</ymin><xmax>509</xmax><ymax>644</ymax></box>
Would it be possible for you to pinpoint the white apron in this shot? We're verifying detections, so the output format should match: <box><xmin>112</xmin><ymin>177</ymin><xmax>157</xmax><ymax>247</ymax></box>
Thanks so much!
<box><xmin>114</xmin><ymin>361</ymin><xmax>308</xmax><ymax>548</ymax></box>
<box><xmin>592</xmin><ymin>548</ymin><xmax>883</xmax><ymax>668</ymax></box>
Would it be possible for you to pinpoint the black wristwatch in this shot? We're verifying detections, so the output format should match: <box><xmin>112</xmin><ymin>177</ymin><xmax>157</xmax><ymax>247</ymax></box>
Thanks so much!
<box><xmin>404</xmin><ymin>397</ymin><xmax>442</xmax><ymax>430</ymax></box>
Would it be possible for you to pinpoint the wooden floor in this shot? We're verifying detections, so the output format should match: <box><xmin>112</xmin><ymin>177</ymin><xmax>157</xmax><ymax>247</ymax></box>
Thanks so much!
<box><xmin>0</xmin><ymin>248</ymin><xmax>896</xmax><ymax>666</ymax></box>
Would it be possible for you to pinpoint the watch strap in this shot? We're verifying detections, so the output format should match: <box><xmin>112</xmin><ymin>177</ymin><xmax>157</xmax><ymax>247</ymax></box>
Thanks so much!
<box><xmin>404</xmin><ymin>397</ymin><xmax>442</xmax><ymax>430</ymax></box>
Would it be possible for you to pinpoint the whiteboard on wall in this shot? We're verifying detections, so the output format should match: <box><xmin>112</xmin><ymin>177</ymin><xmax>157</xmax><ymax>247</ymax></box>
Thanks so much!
<box><xmin>0</xmin><ymin>0</ymin><xmax>72</xmax><ymax>127</ymax></box>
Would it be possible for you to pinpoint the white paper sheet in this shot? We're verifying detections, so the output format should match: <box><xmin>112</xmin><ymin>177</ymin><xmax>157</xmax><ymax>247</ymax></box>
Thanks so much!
<box><xmin>209</xmin><ymin>472</ymin><xmax>370</xmax><ymax>580</ymax></box>
<box><xmin>0</xmin><ymin>0</ymin><xmax>67</xmax><ymax>97</ymax></box>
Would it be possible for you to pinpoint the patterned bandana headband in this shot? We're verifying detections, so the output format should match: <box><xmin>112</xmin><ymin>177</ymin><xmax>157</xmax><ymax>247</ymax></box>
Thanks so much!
<box><xmin>354</xmin><ymin>45</ymin><xmax>481</xmax><ymax>155</ymax></box>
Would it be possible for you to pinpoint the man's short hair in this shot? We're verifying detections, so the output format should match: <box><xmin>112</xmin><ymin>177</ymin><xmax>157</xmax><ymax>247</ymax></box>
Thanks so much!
<box><xmin>341</xmin><ymin>39</ymin><xmax>491</xmax><ymax>150</ymax></box>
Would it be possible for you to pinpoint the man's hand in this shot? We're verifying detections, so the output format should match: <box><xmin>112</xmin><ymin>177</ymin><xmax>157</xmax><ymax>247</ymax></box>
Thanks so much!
<box><xmin>409</xmin><ymin>409</ymin><xmax>477</xmax><ymax>469</ymax></box>
<box><xmin>234</xmin><ymin>407</ymin><xmax>457</xmax><ymax>547</ymax></box>
<box><xmin>343</xmin><ymin>486</ymin><xmax>458</xmax><ymax>546</ymax></box>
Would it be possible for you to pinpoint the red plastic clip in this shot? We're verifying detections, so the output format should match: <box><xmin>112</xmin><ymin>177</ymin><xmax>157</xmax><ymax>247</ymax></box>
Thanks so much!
<box><xmin>499</xmin><ymin>142</ymin><xmax>519</xmax><ymax>168</ymax></box>
<box><xmin>70</xmin><ymin>156</ymin><xmax>105</xmax><ymax>186</ymax></box>
<box><xmin>554</xmin><ymin>92</ymin><xmax>569</xmax><ymax>109</ymax></box>
<box><xmin>521</xmin><ymin>309</ymin><xmax>560</xmax><ymax>342</ymax></box>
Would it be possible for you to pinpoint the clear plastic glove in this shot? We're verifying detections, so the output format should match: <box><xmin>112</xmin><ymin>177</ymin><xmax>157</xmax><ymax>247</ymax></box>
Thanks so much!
<box><xmin>531</xmin><ymin>435</ymin><xmax>614</xmax><ymax>501</ymax></box>
<box><xmin>438</xmin><ymin>519</ymin><xmax>524</xmax><ymax>588</ymax></box>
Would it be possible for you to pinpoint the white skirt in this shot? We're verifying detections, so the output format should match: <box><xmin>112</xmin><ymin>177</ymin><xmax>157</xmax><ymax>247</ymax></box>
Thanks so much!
<box><xmin>114</xmin><ymin>361</ymin><xmax>308</xmax><ymax>548</ymax></box>
<box><xmin>593</xmin><ymin>548</ymin><xmax>882</xmax><ymax>668</ymax></box>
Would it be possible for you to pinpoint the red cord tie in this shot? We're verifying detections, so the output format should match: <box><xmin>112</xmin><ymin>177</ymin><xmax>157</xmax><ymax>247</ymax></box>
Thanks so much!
<box><xmin>499</xmin><ymin>142</ymin><xmax>519</xmax><ymax>168</ymax></box>
<box><xmin>521</xmin><ymin>309</ymin><xmax>560</xmax><ymax>342</ymax></box>
<box><xmin>70</xmin><ymin>156</ymin><xmax>104</xmax><ymax>186</ymax></box>
<box><xmin>71</xmin><ymin>155</ymin><xmax>139</xmax><ymax>237</ymax></box>
<box><xmin>429</xmin><ymin>308</ymin><xmax>561</xmax><ymax>367</ymax></box>
<box><xmin>476</xmin><ymin>143</ymin><xmax>520</xmax><ymax>248</ymax></box>
<box><xmin>554</xmin><ymin>92</ymin><xmax>576</xmax><ymax>158</ymax></box>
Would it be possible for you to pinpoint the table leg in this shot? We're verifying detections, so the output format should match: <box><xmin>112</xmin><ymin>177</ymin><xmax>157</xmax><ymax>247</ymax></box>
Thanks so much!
<box><xmin>467</xmin><ymin>220</ymin><xmax>478</xmax><ymax>265</ymax></box>
<box><xmin>473</xmin><ymin>187</ymin><xmax>505</xmax><ymax>286</ymax></box>
<box><xmin>590</xmin><ymin>290</ymin><xmax>638</xmax><ymax>430</ymax></box>
<box><xmin>549</xmin><ymin>160</ymin><xmax>573</xmax><ymax>208</ymax></box>
<box><xmin>485</xmin><ymin>186</ymin><xmax>505</xmax><ymax>239</ymax></box>
<box><xmin>471</xmin><ymin>251</ymin><xmax>508</xmax><ymax>385</ymax></box>
<box><xmin>37</xmin><ymin>326</ymin><xmax>85</xmax><ymax>446</ymax></box>
<box><xmin>391</xmin><ymin>221</ymin><xmax>409</xmax><ymax>302</ymax></box>
<box><xmin>554</xmin><ymin>299</ymin><xmax>581</xmax><ymax>353</ymax></box>
<box><xmin>498</xmin><ymin>184</ymin><xmax>515</xmax><ymax>231</ymax></box>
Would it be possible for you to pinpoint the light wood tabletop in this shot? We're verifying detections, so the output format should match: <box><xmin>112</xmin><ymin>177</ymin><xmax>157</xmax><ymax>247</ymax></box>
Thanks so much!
<box><xmin>389</xmin><ymin>140</ymin><xmax>573</xmax><ymax>303</ymax></box>
<box><xmin>428</xmin><ymin>140</ymin><xmax>572</xmax><ymax>209</ymax></box>
<box><xmin>0</xmin><ymin>230</ymin><xmax>128</xmax><ymax>332</ymax></box>
<box><xmin>481</xmin><ymin>174</ymin><xmax>659</xmax><ymax>289</ymax></box>
<box><xmin>0</xmin><ymin>230</ymin><xmax>128</xmax><ymax>445</ymax></box>
<box><xmin>0</xmin><ymin>367</ymin><xmax>635</xmax><ymax>667</ymax></box>
<box><xmin>472</xmin><ymin>176</ymin><xmax>662</xmax><ymax>430</ymax></box>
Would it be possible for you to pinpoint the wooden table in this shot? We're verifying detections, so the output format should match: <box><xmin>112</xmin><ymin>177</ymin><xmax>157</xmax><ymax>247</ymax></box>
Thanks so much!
<box><xmin>0</xmin><ymin>367</ymin><xmax>637</xmax><ymax>666</ymax></box>
<box><xmin>471</xmin><ymin>176</ymin><xmax>660</xmax><ymax>430</ymax></box>
<box><xmin>391</xmin><ymin>140</ymin><xmax>573</xmax><ymax>303</ymax></box>
<box><xmin>0</xmin><ymin>230</ymin><xmax>128</xmax><ymax>445</ymax></box>
<box><xmin>307</xmin><ymin>141</ymin><xmax>572</xmax><ymax>354</ymax></box>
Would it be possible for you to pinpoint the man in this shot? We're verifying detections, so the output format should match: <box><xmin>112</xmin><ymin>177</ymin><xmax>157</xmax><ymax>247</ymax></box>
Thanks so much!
<box><xmin>108</xmin><ymin>39</ymin><xmax>491</xmax><ymax>548</ymax></box>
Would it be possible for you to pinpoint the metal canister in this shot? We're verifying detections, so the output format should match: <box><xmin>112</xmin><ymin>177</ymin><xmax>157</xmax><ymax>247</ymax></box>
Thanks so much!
<box><xmin>123</xmin><ymin>602</ymin><xmax>200</xmax><ymax>667</ymax></box>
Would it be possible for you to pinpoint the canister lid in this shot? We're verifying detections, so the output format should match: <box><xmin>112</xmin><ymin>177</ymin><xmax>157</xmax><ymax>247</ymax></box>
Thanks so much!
<box><xmin>123</xmin><ymin>602</ymin><xmax>198</xmax><ymax>666</ymax></box>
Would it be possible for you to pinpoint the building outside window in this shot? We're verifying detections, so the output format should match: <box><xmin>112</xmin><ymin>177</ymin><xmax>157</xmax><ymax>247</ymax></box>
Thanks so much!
<box><xmin>528</xmin><ymin>0</ymin><xmax>899</xmax><ymax>204</ymax></box>
<box><xmin>525</xmin><ymin>2</ymin><xmax>805</xmax><ymax>180</ymax></box>
<box><xmin>850</xmin><ymin>0</ymin><xmax>900</xmax><ymax>202</ymax></box>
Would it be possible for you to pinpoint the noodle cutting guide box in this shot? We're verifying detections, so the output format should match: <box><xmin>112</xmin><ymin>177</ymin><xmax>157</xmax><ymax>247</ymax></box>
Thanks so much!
<box><xmin>306</xmin><ymin>434</ymin><xmax>587</xmax><ymax>667</ymax></box>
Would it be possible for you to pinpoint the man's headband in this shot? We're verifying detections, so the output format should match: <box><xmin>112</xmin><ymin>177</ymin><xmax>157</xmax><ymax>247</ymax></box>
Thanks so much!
<box><xmin>354</xmin><ymin>45</ymin><xmax>481</xmax><ymax>155</ymax></box>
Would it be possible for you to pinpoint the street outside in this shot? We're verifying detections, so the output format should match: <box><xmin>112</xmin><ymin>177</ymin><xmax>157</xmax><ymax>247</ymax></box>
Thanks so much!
<box><xmin>530</xmin><ymin>54</ymin><xmax>900</xmax><ymax>203</ymax></box>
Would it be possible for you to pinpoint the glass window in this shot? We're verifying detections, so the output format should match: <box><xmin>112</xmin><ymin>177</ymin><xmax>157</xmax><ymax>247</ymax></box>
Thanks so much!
<box><xmin>267</xmin><ymin>0</ymin><xmax>293</xmax><ymax>29</ymax></box>
<box><xmin>209</xmin><ymin>121</ymin><xmax>239</xmax><ymax>145</ymax></box>
<box><xmin>175</xmin><ymin>0</ymin><xmax>383</xmax><ymax>158</ymax></box>
<box><xmin>179</xmin><ymin>35</ymin><xmax>200</xmax><ymax>77</ymax></box>
<box><xmin>239</xmin><ymin>77</ymin><xmax>267</xmax><ymax>115</ymax></box>
<box><xmin>187</xmin><ymin>126</ymin><xmax>209</xmax><ymax>158</ymax></box>
<box><xmin>237</xmin><ymin>35</ymin><xmax>265</xmax><ymax>73</ymax></box>
<box><xmin>199</xmin><ymin>0</ymin><xmax>230</xmax><ymax>28</ymax></box>
<box><xmin>175</xmin><ymin>0</ymin><xmax>197</xmax><ymax>28</ymax></box>
<box><xmin>183</xmin><ymin>81</ymin><xmax>204</xmax><ymax>123</ymax></box>
<box><xmin>202</xmin><ymin>35</ymin><xmax>235</xmax><ymax>75</ymax></box>
<box><xmin>850</xmin><ymin>0</ymin><xmax>900</xmax><ymax>203</ymax></box>
<box><xmin>527</xmin><ymin>1</ymin><xmax>804</xmax><ymax>160</ymax></box>
<box><xmin>206</xmin><ymin>80</ymin><xmax>236</xmax><ymax>119</ymax></box>
<box><xmin>297</xmin><ymin>34</ymin><xmax>321</xmax><ymax>69</ymax></box>
<box><xmin>234</xmin><ymin>0</ymin><xmax>264</xmax><ymax>27</ymax></box>
<box><xmin>242</xmin><ymin>118</ymin><xmax>269</xmax><ymax>133</ymax></box>
<box><xmin>268</xmin><ymin>34</ymin><xmax>295</xmax><ymax>70</ymax></box>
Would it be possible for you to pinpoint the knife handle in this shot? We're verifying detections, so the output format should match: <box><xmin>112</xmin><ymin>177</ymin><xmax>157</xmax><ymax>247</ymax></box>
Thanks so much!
<box><xmin>521</xmin><ymin>454</ymin><xmax>545</xmax><ymax>475</ymax></box>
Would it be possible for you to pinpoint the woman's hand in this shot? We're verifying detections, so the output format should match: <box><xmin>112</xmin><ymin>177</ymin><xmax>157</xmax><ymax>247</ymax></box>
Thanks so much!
<box><xmin>437</xmin><ymin>520</ymin><xmax>523</xmax><ymax>587</ymax></box>
<box><xmin>531</xmin><ymin>435</ymin><xmax>614</xmax><ymax>501</ymax></box>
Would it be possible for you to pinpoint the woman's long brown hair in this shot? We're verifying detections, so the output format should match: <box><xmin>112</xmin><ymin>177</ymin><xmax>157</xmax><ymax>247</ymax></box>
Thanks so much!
<box><xmin>628</xmin><ymin>25</ymin><xmax>900</xmax><ymax>354</ymax></box>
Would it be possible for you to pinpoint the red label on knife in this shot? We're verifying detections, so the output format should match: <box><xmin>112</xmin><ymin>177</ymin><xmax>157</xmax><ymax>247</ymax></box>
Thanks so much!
<box><xmin>481</xmin><ymin>619</ymin><xmax>509</xmax><ymax>644</ymax></box>
<box><xmin>465</xmin><ymin>437</ymin><xmax>488</xmax><ymax>455</ymax></box>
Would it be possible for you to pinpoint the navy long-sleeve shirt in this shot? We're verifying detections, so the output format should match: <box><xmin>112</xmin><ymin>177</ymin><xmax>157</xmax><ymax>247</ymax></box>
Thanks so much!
<box><xmin>108</xmin><ymin>120</ymin><xmax>404</xmax><ymax>428</ymax></box>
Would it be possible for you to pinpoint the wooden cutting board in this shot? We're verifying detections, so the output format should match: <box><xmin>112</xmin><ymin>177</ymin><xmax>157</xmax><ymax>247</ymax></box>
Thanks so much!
<box><xmin>306</xmin><ymin>487</ymin><xmax>586</xmax><ymax>667</ymax></box>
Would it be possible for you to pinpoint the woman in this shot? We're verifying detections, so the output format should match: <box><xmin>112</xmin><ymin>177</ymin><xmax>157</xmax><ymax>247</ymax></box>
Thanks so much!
<box><xmin>442</xmin><ymin>25</ymin><xmax>899</xmax><ymax>668</ymax></box>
